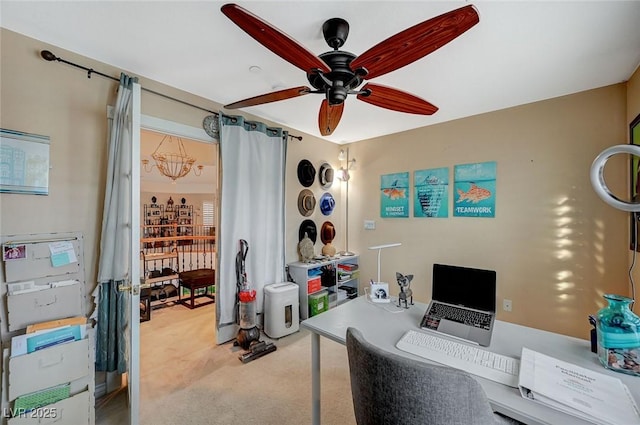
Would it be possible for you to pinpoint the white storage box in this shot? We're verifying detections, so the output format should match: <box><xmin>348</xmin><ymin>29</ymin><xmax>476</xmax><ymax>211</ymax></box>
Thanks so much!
<box><xmin>264</xmin><ymin>282</ymin><xmax>299</xmax><ymax>338</ymax></box>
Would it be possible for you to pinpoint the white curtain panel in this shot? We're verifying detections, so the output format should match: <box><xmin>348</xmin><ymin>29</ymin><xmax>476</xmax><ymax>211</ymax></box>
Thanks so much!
<box><xmin>96</xmin><ymin>73</ymin><xmax>139</xmax><ymax>373</ymax></box>
<box><xmin>98</xmin><ymin>74</ymin><xmax>137</xmax><ymax>283</ymax></box>
<box><xmin>217</xmin><ymin>115</ymin><xmax>287</xmax><ymax>339</ymax></box>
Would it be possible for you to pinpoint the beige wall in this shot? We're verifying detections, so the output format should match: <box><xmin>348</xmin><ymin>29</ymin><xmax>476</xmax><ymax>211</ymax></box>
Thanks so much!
<box><xmin>628</xmin><ymin>66</ymin><xmax>640</xmax><ymax>125</ymax></box>
<box><xmin>1</xmin><ymin>28</ymin><xmax>636</xmax><ymax>342</ymax></box>
<box><xmin>347</xmin><ymin>85</ymin><xmax>629</xmax><ymax>339</ymax></box>
<box><xmin>0</xmin><ymin>28</ymin><xmax>336</xmax><ymax>302</ymax></box>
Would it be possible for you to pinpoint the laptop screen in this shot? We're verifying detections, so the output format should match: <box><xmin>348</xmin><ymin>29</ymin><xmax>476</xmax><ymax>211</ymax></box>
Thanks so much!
<box><xmin>432</xmin><ymin>264</ymin><xmax>496</xmax><ymax>312</ymax></box>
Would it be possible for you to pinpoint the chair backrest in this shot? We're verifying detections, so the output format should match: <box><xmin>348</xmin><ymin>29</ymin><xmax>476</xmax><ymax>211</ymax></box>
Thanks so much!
<box><xmin>346</xmin><ymin>327</ymin><xmax>501</xmax><ymax>425</ymax></box>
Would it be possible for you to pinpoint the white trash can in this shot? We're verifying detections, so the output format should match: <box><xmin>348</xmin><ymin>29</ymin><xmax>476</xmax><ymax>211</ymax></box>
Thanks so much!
<box><xmin>264</xmin><ymin>282</ymin><xmax>300</xmax><ymax>338</ymax></box>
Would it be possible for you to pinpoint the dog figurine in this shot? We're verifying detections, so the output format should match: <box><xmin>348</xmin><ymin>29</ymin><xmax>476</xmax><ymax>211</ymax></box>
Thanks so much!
<box><xmin>396</xmin><ymin>272</ymin><xmax>414</xmax><ymax>309</ymax></box>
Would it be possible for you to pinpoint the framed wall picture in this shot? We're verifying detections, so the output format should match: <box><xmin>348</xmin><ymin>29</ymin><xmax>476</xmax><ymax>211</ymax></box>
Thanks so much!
<box><xmin>453</xmin><ymin>161</ymin><xmax>497</xmax><ymax>218</ymax></box>
<box><xmin>0</xmin><ymin>128</ymin><xmax>50</xmax><ymax>195</ymax></box>
<box><xmin>380</xmin><ymin>172</ymin><xmax>409</xmax><ymax>218</ymax></box>
<box><xmin>414</xmin><ymin>167</ymin><xmax>449</xmax><ymax>218</ymax></box>
<box><xmin>630</xmin><ymin>113</ymin><xmax>640</xmax><ymax>251</ymax></box>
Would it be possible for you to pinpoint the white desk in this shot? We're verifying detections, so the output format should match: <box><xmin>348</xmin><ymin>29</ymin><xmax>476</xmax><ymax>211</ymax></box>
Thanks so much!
<box><xmin>301</xmin><ymin>296</ymin><xmax>640</xmax><ymax>425</ymax></box>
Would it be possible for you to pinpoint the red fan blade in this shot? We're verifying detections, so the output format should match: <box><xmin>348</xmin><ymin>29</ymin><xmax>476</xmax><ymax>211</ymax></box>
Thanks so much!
<box><xmin>350</xmin><ymin>5</ymin><xmax>479</xmax><ymax>80</ymax></box>
<box><xmin>221</xmin><ymin>4</ymin><xmax>330</xmax><ymax>74</ymax></box>
<box><xmin>225</xmin><ymin>86</ymin><xmax>311</xmax><ymax>109</ymax></box>
<box><xmin>357</xmin><ymin>83</ymin><xmax>438</xmax><ymax>115</ymax></box>
<box><xmin>318</xmin><ymin>99</ymin><xmax>345</xmax><ymax>136</ymax></box>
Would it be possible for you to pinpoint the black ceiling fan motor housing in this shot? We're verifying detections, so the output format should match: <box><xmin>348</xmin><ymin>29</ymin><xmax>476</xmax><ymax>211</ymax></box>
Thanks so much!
<box><xmin>307</xmin><ymin>50</ymin><xmax>364</xmax><ymax>105</ymax></box>
<box><xmin>307</xmin><ymin>18</ymin><xmax>365</xmax><ymax>105</ymax></box>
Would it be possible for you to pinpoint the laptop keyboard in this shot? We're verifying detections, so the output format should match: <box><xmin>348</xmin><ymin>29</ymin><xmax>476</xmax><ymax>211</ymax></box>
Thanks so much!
<box><xmin>429</xmin><ymin>303</ymin><xmax>492</xmax><ymax>330</ymax></box>
<box><xmin>396</xmin><ymin>329</ymin><xmax>520</xmax><ymax>387</ymax></box>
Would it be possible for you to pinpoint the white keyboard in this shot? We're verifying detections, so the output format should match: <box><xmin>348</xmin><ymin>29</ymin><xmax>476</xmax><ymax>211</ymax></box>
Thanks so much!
<box><xmin>396</xmin><ymin>329</ymin><xmax>520</xmax><ymax>387</ymax></box>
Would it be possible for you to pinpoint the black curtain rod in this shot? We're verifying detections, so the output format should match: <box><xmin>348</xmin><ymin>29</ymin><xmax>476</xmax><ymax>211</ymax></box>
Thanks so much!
<box><xmin>40</xmin><ymin>50</ymin><xmax>303</xmax><ymax>142</ymax></box>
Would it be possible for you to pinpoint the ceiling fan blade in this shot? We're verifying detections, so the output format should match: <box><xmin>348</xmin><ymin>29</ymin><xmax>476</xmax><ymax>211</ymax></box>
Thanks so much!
<box><xmin>350</xmin><ymin>5</ymin><xmax>479</xmax><ymax>80</ymax></box>
<box><xmin>225</xmin><ymin>86</ymin><xmax>311</xmax><ymax>109</ymax></box>
<box><xmin>357</xmin><ymin>83</ymin><xmax>438</xmax><ymax>115</ymax></box>
<box><xmin>221</xmin><ymin>3</ymin><xmax>330</xmax><ymax>74</ymax></box>
<box><xmin>318</xmin><ymin>99</ymin><xmax>345</xmax><ymax>136</ymax></box>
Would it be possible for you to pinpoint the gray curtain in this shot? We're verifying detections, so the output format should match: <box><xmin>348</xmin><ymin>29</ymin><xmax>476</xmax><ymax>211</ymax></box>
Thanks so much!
<box><xmin>95</xmin><ymin>73</ymin><xmax>138</xmax><ymax>372</ymax></box>
<box><xmin>216</xmin><ymin>115</ymin><xmax>287</xmax><ymax>342</ymax></box>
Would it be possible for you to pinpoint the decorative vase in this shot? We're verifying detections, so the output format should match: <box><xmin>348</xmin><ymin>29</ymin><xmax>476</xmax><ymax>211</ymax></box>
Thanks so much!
<box><xmin>595</xmin><ymin>294</ymin><xmax>640</xmax><ymax>377</ymax></box>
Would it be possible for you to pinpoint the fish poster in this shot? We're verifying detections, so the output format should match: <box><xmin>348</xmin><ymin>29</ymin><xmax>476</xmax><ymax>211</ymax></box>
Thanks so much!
<box><xmin>414</xmin><ymin>167</ymin><xmax>449</xmax><ymax>218</ymax></box>
<box><xmin>380</xmin><ymin>172</ymin><xmax>409</xmax><ymax>218</ymax></box>
<box><xmin>453</xmin><ymin>161</ymin><xmax>496</xmax><ymax>218</ymax></box>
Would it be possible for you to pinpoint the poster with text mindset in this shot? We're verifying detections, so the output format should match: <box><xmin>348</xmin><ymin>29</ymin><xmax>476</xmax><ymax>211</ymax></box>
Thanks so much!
<box><xmin>380</xmin><ymin>172</ymin><xmax>409</xmax><ymax>218</ymax></box>
<box><xmin>414</xmin><ymin>167</ymin><xmax>449</xmax><ymax>218</ymax></box>
<box><xmin>453</xmin><ymin>161</ymin><xmax>496</xmax><ymax>218</ymax></box>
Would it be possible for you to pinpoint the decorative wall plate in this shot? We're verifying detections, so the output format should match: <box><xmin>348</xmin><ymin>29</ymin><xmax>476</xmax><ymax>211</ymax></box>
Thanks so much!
<box><xmin>203</xmin><ymin>114</ymin><xmax>220</xmax><ymax>139</ymax></box>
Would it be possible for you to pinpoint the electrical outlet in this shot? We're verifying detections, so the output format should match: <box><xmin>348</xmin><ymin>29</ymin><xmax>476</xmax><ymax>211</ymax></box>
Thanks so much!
<box><xmin>364</xmin><ymin>220</ymin><xmax>376</xmax><ymax>230</ymax></box>
<box><xmin>503</xmin><ymin>299</ymin><xmax>512</xmax><ymax>312</ymax></box>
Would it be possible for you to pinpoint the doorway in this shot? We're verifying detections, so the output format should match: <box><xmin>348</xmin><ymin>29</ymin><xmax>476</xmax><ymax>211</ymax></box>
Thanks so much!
<box><xmin>138</xmin><ymin>125</ymin><xmax>219</xmax><ymax>413</ymax></box>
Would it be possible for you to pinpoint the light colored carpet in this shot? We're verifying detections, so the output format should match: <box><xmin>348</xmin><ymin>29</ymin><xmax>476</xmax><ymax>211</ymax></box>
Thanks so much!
<box><xmin>97</xmin><ymin>302</ymin><xmax>356</xmax><ymax>425</ymax></box>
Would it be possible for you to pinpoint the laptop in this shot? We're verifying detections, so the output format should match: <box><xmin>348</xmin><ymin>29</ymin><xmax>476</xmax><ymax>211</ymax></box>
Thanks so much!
<box><xmin>420</xmin><ymin>263</ymin><xmax>497</xmax><ymax>346</ymax></box>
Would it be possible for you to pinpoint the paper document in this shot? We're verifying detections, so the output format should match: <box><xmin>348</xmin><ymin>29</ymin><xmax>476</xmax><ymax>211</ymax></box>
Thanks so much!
<box><xmin>518</xmin><ymin>347</ymin><xmax>640</xmax><ymax>425</ymax></box>
<box><xmin>48</xmin><ymin>241</ymin><xmax>77</xmax><ymax>267</ymax></box>
<box><xmin>11</xmin><ymin>324</ymin><xmax>87</xmax><ymax>357</ymax></box>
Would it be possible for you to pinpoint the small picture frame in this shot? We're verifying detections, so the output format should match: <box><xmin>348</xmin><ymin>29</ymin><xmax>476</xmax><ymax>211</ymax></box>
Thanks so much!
<box><xmin>3</xmin><ymin>244</ymin><xmax>27</xmax><ymax>261</ymax></box>
<box><xmin>370</xmin><ymin>282</ymin><xmax>390</xmax><ymax>303</ymax></box>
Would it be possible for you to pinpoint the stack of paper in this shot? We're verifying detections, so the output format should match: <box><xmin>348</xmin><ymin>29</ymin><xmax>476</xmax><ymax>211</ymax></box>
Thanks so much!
<box><xmin>26</xmin><ymin>326</ymin><xmax>81</xmax><ymax>353</ymax></box>
<box><xmin>11</xmin><ymin>322</ymin><xmax>86</xmax><ymax>357</ymax></box>
<box><xmin>518</xmin><ymin>347</ymin><xmax>640</xmax><ymax>425</ymax></box>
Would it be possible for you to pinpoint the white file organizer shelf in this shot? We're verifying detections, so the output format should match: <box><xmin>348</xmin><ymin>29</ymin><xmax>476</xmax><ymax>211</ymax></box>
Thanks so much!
<box><xmin>7</xmin><ymin>284</ymin><xmax>83</xmax><ymax>332</ymax></box>
<box><xmin>0</xmin><ymin>232</ymin><xmax>94</xmax><ymax>425</ymax></box>
<box><xmin>2</xmin><ymin>330</ymin><xmax>95</xmax><ymax>425</ymax></box>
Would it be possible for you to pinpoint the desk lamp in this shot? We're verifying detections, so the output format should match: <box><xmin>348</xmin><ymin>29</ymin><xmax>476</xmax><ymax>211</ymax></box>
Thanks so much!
<box><xmin>368</xmin><ymin>243</ymin><xmax>402</xmax><ymax>283</ymax></box>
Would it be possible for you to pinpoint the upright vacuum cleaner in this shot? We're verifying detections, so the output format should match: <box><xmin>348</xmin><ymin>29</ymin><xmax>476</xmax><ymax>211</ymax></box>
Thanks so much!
<box><xmin>234</xmin><ymin>239</ymin><xmax>276</xmax><ymax>363</ymax></box>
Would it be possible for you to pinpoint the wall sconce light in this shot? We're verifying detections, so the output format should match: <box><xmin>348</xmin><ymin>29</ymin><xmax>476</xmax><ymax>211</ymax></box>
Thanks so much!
<box><xmin>337</xmin><ymin>149</ymin><xmax>356</xmax><ymax>181</ymax></box>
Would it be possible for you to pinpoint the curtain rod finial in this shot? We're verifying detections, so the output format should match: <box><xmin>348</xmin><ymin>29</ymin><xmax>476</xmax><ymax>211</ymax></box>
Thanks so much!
<box><xmin>40</xmin><ymin>50</ymin><xmax>57</xmax><ymax>62</ymax></box>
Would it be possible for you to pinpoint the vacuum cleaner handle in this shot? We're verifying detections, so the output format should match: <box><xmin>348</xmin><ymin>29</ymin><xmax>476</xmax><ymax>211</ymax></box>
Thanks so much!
<box><xmin>236</xmin><ymin>239</ymin><xmax>249</xmax><ymax>288</ymax></box>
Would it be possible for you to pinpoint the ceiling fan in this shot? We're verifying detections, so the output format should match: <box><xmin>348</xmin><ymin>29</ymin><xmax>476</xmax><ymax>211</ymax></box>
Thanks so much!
<box><xmin>221</xmin><ymin>3</ymin><xmax>479</xmax><ymax>136</ymax></box>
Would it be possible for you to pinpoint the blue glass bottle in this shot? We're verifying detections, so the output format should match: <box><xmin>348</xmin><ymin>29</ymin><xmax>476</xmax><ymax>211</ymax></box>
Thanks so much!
<box><xmin>596</xmin><ymin>294</ymin><xmax>640</xmax><ymax>377</ymax></box>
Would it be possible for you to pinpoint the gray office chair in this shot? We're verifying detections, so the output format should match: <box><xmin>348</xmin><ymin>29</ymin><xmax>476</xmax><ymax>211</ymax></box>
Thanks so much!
<box><xmin>346</xmin><ymin>327</ymin><xmax>521</xmax><ymax>425</ymax></box>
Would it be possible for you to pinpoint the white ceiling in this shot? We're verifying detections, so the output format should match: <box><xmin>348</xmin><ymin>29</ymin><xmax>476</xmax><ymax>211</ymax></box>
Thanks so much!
<box><xmin>2</xmin><ymin>1</ymin><xmax>640</xmax><ymax>144</ymax></box>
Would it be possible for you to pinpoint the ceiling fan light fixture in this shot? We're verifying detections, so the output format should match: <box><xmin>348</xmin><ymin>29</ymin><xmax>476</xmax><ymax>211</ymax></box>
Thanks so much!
<box><xmin>329</xmin><ymin>80</ymin><xmax>348</xmax><ymax>104</ymax></box>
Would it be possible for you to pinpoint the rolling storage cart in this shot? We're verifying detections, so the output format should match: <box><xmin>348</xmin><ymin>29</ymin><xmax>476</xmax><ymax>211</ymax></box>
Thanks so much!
<box><xmin>287</xmin><ymin>255</ymin><xmax>359</xmax><ymax>319</ymax></box>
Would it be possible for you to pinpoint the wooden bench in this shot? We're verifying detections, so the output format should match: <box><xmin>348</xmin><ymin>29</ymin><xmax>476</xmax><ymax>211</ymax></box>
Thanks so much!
<box><xmin>178</xmin><ymin>269</ymin><xmax>215</xmax><ymax>309</ymax></box>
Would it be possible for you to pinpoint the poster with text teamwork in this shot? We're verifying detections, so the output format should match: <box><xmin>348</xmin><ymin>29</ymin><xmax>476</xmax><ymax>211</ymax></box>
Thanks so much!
<box><xmin>380</xmin><ymin>172</ymin><xmax>409</xmax><ymax>218</ymax></box>
<box><xmin>453</xmin><ymin>161</ymin><xmax>496</xmax><ymax>218</ymax></box>
<box><xmin>414</xmin><ymin>167</ymin><xmax>449</xmax><ymax>218</ymax></box>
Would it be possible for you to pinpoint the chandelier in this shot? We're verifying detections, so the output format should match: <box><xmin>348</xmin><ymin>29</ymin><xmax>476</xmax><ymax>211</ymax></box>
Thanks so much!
<box><xmin>142</xmin><ymin>135</ymin><xmax>203</xmax><ymax>182</ymax></box>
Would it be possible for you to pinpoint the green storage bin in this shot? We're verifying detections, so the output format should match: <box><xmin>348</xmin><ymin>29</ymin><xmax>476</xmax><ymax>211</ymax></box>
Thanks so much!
<box><xmin>309</xmin><ymin>290</ymin><xmax>329</xmax><ymax>317</ymax></box>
